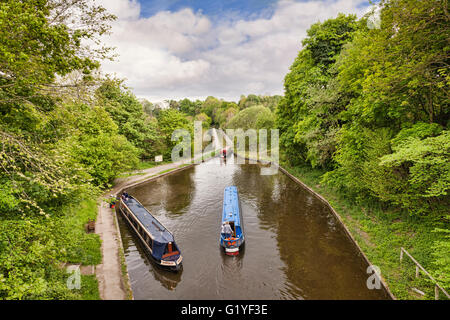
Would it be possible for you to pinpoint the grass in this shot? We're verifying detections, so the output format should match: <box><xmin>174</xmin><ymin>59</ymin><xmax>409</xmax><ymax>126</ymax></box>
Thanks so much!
<box><xmin>283</xmin><ymin>164</ymin><xmax>448</xmax><ymax>300</ymax></box>
<box><xmin>61</xmin><ymin>198</ymin><xmax>102</xmax><ymax>266</ymax></box>
<box><xmin>116</xmin><ymin>171</ymin><xmax>145</xmax><ymax>179</ymax></box>
<box><xmin>79</xmin><ymin>275</ymin><xmax>101</xmax><ymax>300</ymax></box>
<box><xmin>117</xmin><ymin>160</ymin><xmax>171</xmax><ymax>179</ymax></box>
<box><xmin>158</xmin><ymin>163</ymin><xmax>192</xmax><ymax>175</ymax></box>
<box><xmin>136</xmin><ymin>159</ymin><xmax>170</xmax><ymax>170</ymax></box>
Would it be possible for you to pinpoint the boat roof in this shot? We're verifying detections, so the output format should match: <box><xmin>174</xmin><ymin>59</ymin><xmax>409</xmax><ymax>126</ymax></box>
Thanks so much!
<box><xmin>124</xmin><ymin>197</ymin><xmax>174</xmax><ymax>244</ymax></box>
<box><xmin>222</xmin><ymin>186</ymin><xmax>241</xmax><ymax>227</ymax></box>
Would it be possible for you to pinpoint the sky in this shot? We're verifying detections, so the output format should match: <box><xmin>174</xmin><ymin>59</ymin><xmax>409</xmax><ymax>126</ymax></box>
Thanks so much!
<box><xmin>98</xmin><ymin>0</ymin><xmax>374</xmax><ymax>103</ymax></box>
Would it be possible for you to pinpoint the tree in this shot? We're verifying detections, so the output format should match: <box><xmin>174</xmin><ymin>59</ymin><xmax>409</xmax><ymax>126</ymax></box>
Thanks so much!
<box><xmin>0</xmin><ymin>0</ymin><xmax>115</xmax><ymax>109</ymax></box>
<box><xmin>228</xmin><ymin>105</ymin><xmax>274</xmax><ymax>130</ymax></box>
<box><xmin>96</xmin><ymin>79</ymin><xmax>162</xmax><ymax>159</ymax></box>
<box><xmin>195</xmin><ymin>112</ymin><xmax>212</xmax><ymax>128</ymax></box>
<box><xmin>322</xmin><ymin>0</ymin><xmax>450</xmax><ymax>214</ymax></box>
<box><xmin>201</xmin><ymin>96</ymin><xmax>221</xmax><ymax>122</ymax></box>
<box><xmin>157</xmin><ymin>109</ymin><xmax>193</xmax><ymax>158</ymax></box>
<box><xmin>0</xmin><ymin>0</ymin><xmax>116</xmax><ymax>217</ymax></box>
<box><xmin>276</xmin><ymin>13</ymin><xmax>360</xmax><ymax>167</ymax></box>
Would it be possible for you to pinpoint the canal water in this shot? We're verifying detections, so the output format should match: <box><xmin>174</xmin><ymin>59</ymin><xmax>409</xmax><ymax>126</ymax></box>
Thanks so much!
<box><xmin>118</xmin><ymin>157</ymin><xmax>390</xmax><ymax>299</ymax></box>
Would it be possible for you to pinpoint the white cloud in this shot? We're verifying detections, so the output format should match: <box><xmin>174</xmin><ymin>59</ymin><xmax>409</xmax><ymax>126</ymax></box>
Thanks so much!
<box><xmin>97</xmin><ymin>0</ymin><xmax>371</xmax><ymax>102</ymax></box>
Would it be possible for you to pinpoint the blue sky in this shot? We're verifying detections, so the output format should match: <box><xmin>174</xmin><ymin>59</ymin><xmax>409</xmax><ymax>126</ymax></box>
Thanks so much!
<box><xmin>100</xmin><ymin>0</ymin><xmax>375</xmax><ymax>101</ymax></box>
<box><xmin>138</xmin><ymin>0</ymin><xmax>374</xmax><ymax>19</ymax></box>
<box><xmin>139</xmin><ymin>0</ymin><xmax>279</xmax><ymax>20</ymax></box>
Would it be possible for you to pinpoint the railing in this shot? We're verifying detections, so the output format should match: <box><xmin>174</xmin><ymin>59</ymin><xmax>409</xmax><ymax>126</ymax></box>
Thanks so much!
<box><xmin>400</xmin><ymin>247</ymin><xmax>450</xmax><ymax>300</ymax></box>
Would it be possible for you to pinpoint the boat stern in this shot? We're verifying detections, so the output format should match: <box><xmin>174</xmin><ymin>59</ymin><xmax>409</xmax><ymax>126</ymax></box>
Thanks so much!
<box><xmin>221</xmin><ymin>236</ymin><xmax>244</xmax><ymax>255</ymax></box>
<box><xmin>224</xmin><ymin>247</ymin><xmax>240</xmax><ymax>256</ymax></box>
<box><xmin>160</xmin><ymin>254</ymin><xmax>183</xmax><ymax>271</ymax></box>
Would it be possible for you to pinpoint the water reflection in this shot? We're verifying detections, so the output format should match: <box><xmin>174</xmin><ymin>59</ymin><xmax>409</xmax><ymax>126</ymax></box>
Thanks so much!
<box><xmin>117</xmin><ymin>215</ymin><xmax>182</xmax><ymax>291</ymax></box>
<box><xmin>118</xmin><ymin>158</ymin><xmax>390</xmax><ymax>300</ymax></box>
<box><xmin>127</xmin><ymin>169</ymin><xmax>195</xmax><ymax>218</ymax></box>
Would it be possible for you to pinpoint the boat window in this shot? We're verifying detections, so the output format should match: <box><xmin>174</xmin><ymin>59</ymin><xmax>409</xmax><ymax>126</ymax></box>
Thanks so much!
<box><xmin>147</xmin><ymin>235</ymin><xmax>153</xmax><ymax>248</ymax></box>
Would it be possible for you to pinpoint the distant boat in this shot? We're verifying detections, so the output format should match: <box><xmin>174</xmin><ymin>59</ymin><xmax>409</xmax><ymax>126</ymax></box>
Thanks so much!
<box><xmin>118</xmin><ymin>194</ymin><xmax>182</xmax><ymax>271</ymax></box>
<box><xmin>220</xmin><ymin>186</ymin><xmax>245</xmax><ymax>255</ymax></box>
<box><xmin>221</xmin><ymin>148</ymin><xmax>227</xmax><ymax>158</ymax></box>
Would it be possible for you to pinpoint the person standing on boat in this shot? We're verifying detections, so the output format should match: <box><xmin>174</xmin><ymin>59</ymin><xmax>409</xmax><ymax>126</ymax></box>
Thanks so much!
<box><xmin>221</xmin><ymin>221</ymin><xmax>233</xmax><ymax>239</ymax></box>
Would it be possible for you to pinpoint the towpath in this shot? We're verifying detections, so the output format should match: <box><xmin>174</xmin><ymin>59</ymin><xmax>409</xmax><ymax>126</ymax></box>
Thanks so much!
<box><xmin>95</xmin><ymin>160</ymin><xmax>185</xmax><ymax>300</ymax></box>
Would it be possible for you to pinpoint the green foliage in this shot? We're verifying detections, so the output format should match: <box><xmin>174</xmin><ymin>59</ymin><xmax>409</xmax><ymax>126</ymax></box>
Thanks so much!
<box><xmin>157</xmin><ymin>109</ymin><xmax>193</xmax><ymax>158</ymax></box>
<box><xmin>278</xmin><ymin>1</ymin><xmax>449</xmax><ymax>217</ymax></box>
<box><xmin>302</xmin><ymin>13</ymin><xmax>360</xmax><ymax>69</ymax></box>
<box><xmin>0</xmin><ymin>0</ymin><xmax>117</xmax><ymax>299</ymax></box>
<box><xmin>200</xmin><ymin>96</ymin><xmax>222</xmax><ymax>124</ymax></box>
<box><xmin>227</xmin><ymin>105</ymin><xmax>275</xmax><ymax>130</ymax></box>
<box><xmin>379</xmin><ymin>130</ymin><xmax>449</xmax><ymax>215</ymax></box>
<box><xmin>179</xmin><ymin>98</ymin><xmax>202</xmax><ymax>116</ymax></box>
<box><xmin>238</xmin><ymin>94</ymin><xmax>282</xmax><ymax>111</ymax></box>
<box><xmin>48</xmin><ymin>102</ymin><xmax>140</xmax><ymax>188</ymax></box>
<box><xmin>277</xmin><ymin>14</ymin><xmax>360</xmax><ymax>167</ymax></box>
<box><xmin>96</xmin><ymin>79</ymin><xmax>163</xmax><ymax>160</ymax></box>
<box><xmin>195</xmin><ymin>112</ymin><xmax>212</xmax><ymax>128</ymax></box>
<box><xmin>431</xmin><ymin>226</ymin><xmax>450</xmax><ymax>289</ymax></box>
<box><xmin>67</xmin><ymin>133</ymin><xmax>139</xmax><ymax>188</ymax></box>
<box><xmin>0</xmin><ymin>130</ymin><xmax>94</xmax><ymax>217</ymax></box>
<box><xmin>0</xmin><ymin>198</ymin><xmax>101</xmax><ymax>300</ymax></box>
<box><xmin>55</xmin><ymin>199</ymin><xmax>102</xmax><ymax>266</ymax></box>
<box><xmin>0</xmin><ymin>0</ymin><xmax>115</xmax><ymax>109</ymax></box>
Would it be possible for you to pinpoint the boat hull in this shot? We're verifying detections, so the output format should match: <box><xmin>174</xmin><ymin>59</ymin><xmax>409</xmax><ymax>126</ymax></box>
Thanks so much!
<box><xmin>118</xmin><ymin>200</ymin><xmax>182</xmax><ymax>272</ymax></box>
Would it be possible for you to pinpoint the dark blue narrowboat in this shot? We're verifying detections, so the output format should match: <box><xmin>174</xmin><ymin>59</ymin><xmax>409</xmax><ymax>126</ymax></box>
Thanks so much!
<box><xmin>118</xmin><ymin>194</ymin><xmax>182</xmax><ymax>271</ymax></box>
<box><xmin>220</xmin><ymin>186</ymin><xmax>245</xmax><ymax>255</ymax></box>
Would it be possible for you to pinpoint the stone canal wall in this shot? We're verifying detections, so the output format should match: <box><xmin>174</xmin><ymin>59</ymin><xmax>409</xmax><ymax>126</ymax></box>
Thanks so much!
<box><xmin>277</xmin><ymin>165</ymin><xmax>396</xmax><ymax>300</ymax></box>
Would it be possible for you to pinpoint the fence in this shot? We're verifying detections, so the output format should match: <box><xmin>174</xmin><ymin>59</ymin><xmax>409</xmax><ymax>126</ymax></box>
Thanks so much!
<box><xmin>400</xmin><ymin>247</ymin><xmax>449</xmax><ymax>300</ymax></box>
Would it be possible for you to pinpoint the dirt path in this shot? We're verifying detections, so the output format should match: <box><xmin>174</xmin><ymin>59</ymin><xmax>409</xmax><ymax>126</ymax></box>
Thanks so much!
<box><xmin>95</xmin><ymin>161</ymin><xmax>185</xmax><ymax>300</ymax></box>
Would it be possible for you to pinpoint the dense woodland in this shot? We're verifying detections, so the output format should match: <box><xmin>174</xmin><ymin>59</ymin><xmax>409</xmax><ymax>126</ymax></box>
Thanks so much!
<box><xmin>0</xmin><ymin>0</ymin><xmax>448</xmax><ymax>299</ymax></box>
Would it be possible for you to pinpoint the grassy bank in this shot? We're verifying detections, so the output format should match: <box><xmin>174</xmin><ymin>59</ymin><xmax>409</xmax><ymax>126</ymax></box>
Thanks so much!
<box><xmin>53</xmin><ymin>198</ymin><xmax>102</xmax><ymax>300</ymax></box>
<box><xmin>283</xmin><ymin>164</ymin><xmax>449</xmax><ymax>300</ymax></box>
<box><xmin>62</xmin><ymin>199</ymin><xmax>102</xmax><ymax>266</ymax></box>
<box><xmin>116</xmin><ymin>160</ymin><xmax>171</xmax><ymax>179</ymax></box>
<box><xmin>0</xmin><ymin>197</ymin><xmax>102</xmax><ymax>300</ymax></box>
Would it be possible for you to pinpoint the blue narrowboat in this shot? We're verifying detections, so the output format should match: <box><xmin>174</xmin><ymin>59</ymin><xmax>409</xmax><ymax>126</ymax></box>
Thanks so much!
<box><xmin>119</xmin><ymin>194</ymin><xmax>182</xmax><ymax>271</ymax></box>
<box><xmin>220</xmin><ymin>186</ymin><xmax>245</xmax><ymax>255</ymax></box>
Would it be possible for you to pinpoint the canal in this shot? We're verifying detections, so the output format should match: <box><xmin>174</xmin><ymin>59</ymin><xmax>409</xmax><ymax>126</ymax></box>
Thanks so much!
<box><xmin>118</xmin><ymin>157</ymin><xmax>390</xmax><ymax>299</ymax></box>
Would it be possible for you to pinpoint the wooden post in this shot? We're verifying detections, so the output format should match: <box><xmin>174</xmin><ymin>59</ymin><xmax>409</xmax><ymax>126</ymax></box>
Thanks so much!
<box><xmin>415</xmin><ymin>266</ymin><xmax>419</xmax><ymax>278</ymax></box>
<box><xmin>400</xmin><ymin>248</ymin><xmax>403</xmax><ymax>262</ymax></box>
<box><xmin>435</xmin><ymin>285</ymin><xmax>439</xmax><ymax>300</ymax></box>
